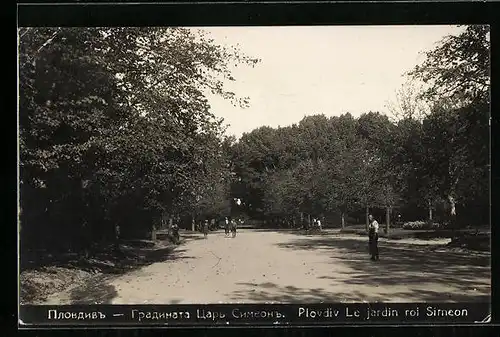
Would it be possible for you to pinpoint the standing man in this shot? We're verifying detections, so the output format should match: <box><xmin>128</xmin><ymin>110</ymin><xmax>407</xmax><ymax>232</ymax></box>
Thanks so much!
<box><xmin>368</xmin><ymin>214</ymin><xmax>379</xmax><ymax>261</ymax></box>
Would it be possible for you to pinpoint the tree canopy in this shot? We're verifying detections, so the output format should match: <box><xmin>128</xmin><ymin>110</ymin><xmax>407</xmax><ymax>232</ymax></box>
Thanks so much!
<box><xmin>19</xmin><ymin>27</ymin><xmax>258</xmax><ymax>249</ymax></box>
<box><xmin>229</xmin><ymin>25</ymin><xmax>489</xmax><ymax>229</ymax></box>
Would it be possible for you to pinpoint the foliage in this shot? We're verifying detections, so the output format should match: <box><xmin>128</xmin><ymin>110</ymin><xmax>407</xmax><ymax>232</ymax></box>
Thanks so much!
<box><xmin>19</xmin><ymin>24</ymin><xmax>489</xmax><ymax>252</ymax></box>
<box><xmin>385</xmin><ymin>80</ymin><xmax>431</xmax><ymax>121</ymax></box>
<box><xmin>407</xmin><ymin>24</ymin><xmax>490</xmax><ymax>224</ymax></box>
<box><xmin>231</xmin><ymin>112</ymin><xmax>403</xmax><ymax>225</ymax></box>
<box><xmin>232</xmin><ymin>26</ymin><xmax>489</xmax><ymax>229</ymax></box>
<box><xmin>408</xmin><ymin>25</ymin><xmax>490</xmax><ymax>106</ymax></box>
<box><xmin>402</xmin><ymin>221</ymin><xmax>444</xmax><ymax>230</ymax></box>
<box><xmin>19</xmin><ymin>27</ymin><xmax>259</xmax><ymax>249</ymax></box>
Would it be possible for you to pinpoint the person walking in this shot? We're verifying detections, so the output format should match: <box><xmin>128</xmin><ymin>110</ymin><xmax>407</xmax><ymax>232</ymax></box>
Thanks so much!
<box><xmin>170</xmin><ymin>222</ymin><xmax>180</xmax><ymax>244</ymax></box>
<box><xmin>230</xmin><ymin>219</ymin><xmax>237</xmax><ymax>238</ymax></box>
<box><xmin>203</xmin><ymin>220</ymin><xmax>209</xmax><ymax>239</ymax></box>
<box><xmin>368</xmin><ymin>214</ymin><xmax>379</xmax><ymax>261</ymax></box>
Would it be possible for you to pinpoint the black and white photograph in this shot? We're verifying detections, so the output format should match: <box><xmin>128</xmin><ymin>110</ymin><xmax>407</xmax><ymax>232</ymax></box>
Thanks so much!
<box><xmin>18</xmin><ymin>25</ymin><xmax>490</xmax><ymax>309</ymax></box>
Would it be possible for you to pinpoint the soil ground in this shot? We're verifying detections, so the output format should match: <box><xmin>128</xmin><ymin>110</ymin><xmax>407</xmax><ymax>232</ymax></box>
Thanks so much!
<box><xmin>35</xmin><ymin>229</ymin><xmax>490</xmax><ymax>304</ymax></box>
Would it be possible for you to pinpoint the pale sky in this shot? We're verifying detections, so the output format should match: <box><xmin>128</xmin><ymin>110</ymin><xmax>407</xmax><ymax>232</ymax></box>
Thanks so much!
<box><xmin>199</xmin><ymin>25</ymin><xmax>465</xmax><ymax>139</ymax></box>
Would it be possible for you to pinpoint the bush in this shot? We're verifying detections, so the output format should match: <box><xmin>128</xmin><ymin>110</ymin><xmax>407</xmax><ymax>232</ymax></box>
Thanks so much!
<box><xmin>402</xmin><ymin>221</ymin><xmax>445</xmax><ymax>230</ymax></box>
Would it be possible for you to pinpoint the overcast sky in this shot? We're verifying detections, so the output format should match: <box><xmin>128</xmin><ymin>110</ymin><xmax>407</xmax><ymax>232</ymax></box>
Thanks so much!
<box><xmin>199</xmin><ymin>25</ymin><xmax>464</xmax><ymax>139</ymax></box>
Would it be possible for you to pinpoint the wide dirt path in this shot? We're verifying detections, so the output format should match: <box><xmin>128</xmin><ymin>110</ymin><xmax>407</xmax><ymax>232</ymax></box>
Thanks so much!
<box><xmin>45</xmin><ymin>229</ymin><xmax>490</xmax><ymax>304</ymax></box>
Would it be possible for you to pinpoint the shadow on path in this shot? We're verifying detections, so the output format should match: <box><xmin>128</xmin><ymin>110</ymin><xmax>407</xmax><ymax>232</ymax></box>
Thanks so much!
<box><xmin>232</xmin><ymin>282</ymin><xmax>345</xmax><ymax>303</ymax></box>
<box><xmin>263</xmin><ymin>236</ymin><xmax>491</xmax><ymax>303</ymax></box>
<box><xmin>67</xmin><ymin>244</ymin><xmax>196</xmax><ymax>304</ymax></box>
<box><xmin>68</xmin><ymin>274</ymin><xmax>119</xmax><ymax>304</ymax></box>
<box><xmin>229</xmin><ymin>281</ymin><xmax>490</xmax><ymax>303</ymax></box>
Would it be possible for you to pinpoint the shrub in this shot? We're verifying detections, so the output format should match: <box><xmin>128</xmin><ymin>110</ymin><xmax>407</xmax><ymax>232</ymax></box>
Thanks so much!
<box><xmin>402</xmin><ymin>221</ymin><xmax>444</xmax><ymax>230</ymax></box>
<box><xmin>402</xmin><ymin>221</ymin><xmax>425</xmax><ymax>230</ymax></box>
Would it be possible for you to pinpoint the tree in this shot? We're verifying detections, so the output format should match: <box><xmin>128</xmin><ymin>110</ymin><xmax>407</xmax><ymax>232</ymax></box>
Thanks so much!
<box><xmin>408</xmin><ymin>25</ymin><xmax>490</xmax><ymax>106</ymax></box>
<box><xmin>188</xmin><ymin>133</ymin><xmax>233</xmax><ymax>222</ymax></box>
<box><xmin>385</xmin><ymin>80</ymin><xmax>431</xmax><ymax>121</ymax></box>
<box><xmin>355</xmin><ymin>112</ymin><xmax>400</xmax><ymax>231</ymax></box>
<box><xmin>408</xmin><ymin>24</ymin><xmax>490</xmax><ymax>227</ymax></box>
<box><xmin>228</xmin><ymin>25</ymin><xmax>489</xmax><ymax>232</ymax></box>
<box><xmin>419</xmin><ymin>100</ymin><xmax>489</xmax><ymax>227</ymax></box>
<box><xmin>19</xmin><ymin>27</ymin><xmax>259</xmax><ymax>251</ymax></box>
<box><xmin>325</xmin><ymin>143</ymin><xmax>362</xmax><ymax>229</ymax></box>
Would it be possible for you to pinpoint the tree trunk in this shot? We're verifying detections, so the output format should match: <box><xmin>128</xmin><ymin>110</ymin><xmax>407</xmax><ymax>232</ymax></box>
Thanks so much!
<box><xmin>80</xmin><ymin>179</ymin><xmax>90</xmax><ymax>256</ymax></box>
<box><xmin>191</xmin><ymin>214</ymin><xmax>195</xmax><ymax>232</ymax></box>
<box><xmin>428</xmin><ymin>199</ymin><xmax>433</xmax><ymax>221</ymax></box>
<box><xmin>385</xmin><ymin>206</ymin><xmax>390</xmax><ymax>234</ymax></box>
<box><xmin>161</xmin><ymin>212</ymin><xmax>168</xmax><ymax>229</ymax></box>
<box><xmin>448</xmin><ymin>195</ymin><xmax>456</xmax><ymax>216</ymax></box>
<box><xmin>151</xmin><ymin>226</ymin><xmax>157</xmax><ymax>241</ymax></box>
<box><xmin>448</xmin><ymin>194</ymin><xmax>457</xmax><ymax>228</ymax></box>
<box><xmin>365</xmin><ymin>206</ymin><xmax>369</xmax><ymax>232</ymax></box>
<box><xmin>114</xmin><ymin>224</ymin><xmax>121</xmax><ymax>251</ymax></box>
<box><xmin>341</xmin><ymin>212</ymin><xmax>345</xmax><ymax>229</ymax></box>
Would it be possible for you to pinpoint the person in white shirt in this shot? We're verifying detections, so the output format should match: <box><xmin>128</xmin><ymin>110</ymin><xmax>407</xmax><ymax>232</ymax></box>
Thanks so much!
<box><xmin>368</xmin><ymin>214</ymin><xmax>379</xmax><ymax>261</ymax></box>
<box><xmin>224</xmin><ymin>217</ymin><xmax>230</xmax><ymax>237</ymax></box>
<box><xmin>317</xmin><ymin>218</ymin><xmax>322</xmax><ymax>231</ymax></box>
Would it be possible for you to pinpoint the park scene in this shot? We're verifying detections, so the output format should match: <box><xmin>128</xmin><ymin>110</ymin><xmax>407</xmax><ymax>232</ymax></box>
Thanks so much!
<box><xmin>19</xmin><ymin>25</ymin><xmax>490</xmax><ymax>305</ymax></box>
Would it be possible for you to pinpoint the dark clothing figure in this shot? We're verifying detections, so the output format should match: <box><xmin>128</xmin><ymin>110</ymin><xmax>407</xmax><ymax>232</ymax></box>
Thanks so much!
<box><xmin>171</xmin><ymin>224</ymin><xmax>180</xmax><ymax>244</ymax></box>
<box><xmin>368</xmin><ymin>216</ymin><xmax>379</xmax><ymax>261</ymax></box>
<box><xmin>203</xmin><ymin>221</ymin><xmax>209</xmax><ymax>238</ymax></box>
<box><xmin>368</xmin><ymin>228</ymin><xmax>379</xmax><ymax>261</ymax></box>
<box><xmin>231</xmin><ymin>220</ymin><xmax>237</xmax><ymax>238</ymax></box>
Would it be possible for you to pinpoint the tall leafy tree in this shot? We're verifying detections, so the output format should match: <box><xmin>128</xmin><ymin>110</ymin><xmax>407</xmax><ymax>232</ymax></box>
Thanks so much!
<box><xmin>19</xmin><ymin>27</ymin><xmax>259</xmax><ymax>250</ymax></box>
<box><xmin>408</xmin><ymin>24</ymin><xmax>490</xmax><ymax>226</ymax></box>
<box><xmin>409</xmin><ymin>25</ymin><xmax>490</xmax><ymax>106</ymax></box>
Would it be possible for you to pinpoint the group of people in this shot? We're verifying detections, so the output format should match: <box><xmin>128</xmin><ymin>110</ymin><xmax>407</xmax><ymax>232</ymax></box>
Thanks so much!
<box><xmin>223</xmin><ymin>217</ymin><xmax>238</xmax><ymax>238</ymax></box>
<box><xmin>180</xmin><ymin>213</ymin><xmax>379</xmax><ymax>261</ymax></box>
<box><xmin>312</xmin><ymin>218</ymin><xmax>322</xmax><ymax>231</ymax></box>
<box><xmin>200</xmin><ymin>217</ymin><xmax>239</xmax><ymax>239</ymax></box>
<box><xmin>303</xmin><ymin>217</ymin><xmax>322</xmax><ymax>231</ymax></box>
